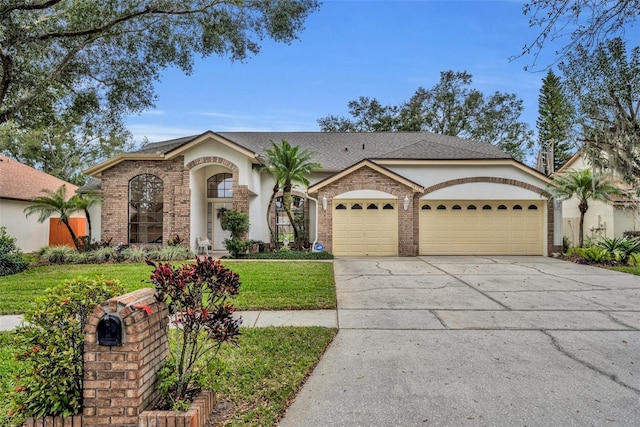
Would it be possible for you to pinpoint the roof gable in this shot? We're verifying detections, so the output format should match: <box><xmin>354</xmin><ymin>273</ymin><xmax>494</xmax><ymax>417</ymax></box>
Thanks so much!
<box><xmin>0</xmin><ymin>155</ymin><xmax>78</xmax><ymax>201</ymax></box>
<box><xmin>308</xmin><ymin>160</ymin><xmax>425</xmax><ymax>193</ymax></box>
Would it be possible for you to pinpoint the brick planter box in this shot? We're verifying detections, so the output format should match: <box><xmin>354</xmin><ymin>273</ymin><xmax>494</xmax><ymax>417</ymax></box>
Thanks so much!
<box><xmin>139</xmin><ymin>390</ymin><xmax>215</xmax><ymax>427</ymax></box>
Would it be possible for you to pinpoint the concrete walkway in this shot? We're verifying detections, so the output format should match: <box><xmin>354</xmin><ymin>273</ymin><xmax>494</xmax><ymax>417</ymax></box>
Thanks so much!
<box><xmin>280</xmin><ymin>256</ymin><xmax>640</xmax><ymax>427</ymax></box>
<box><xmin>0</xmin><ymin>310</ymin><xmax>338</xmax><ymax>331</ymax></box>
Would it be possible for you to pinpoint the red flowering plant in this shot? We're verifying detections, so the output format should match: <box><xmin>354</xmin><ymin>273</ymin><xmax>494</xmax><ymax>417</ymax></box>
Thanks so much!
<box><xmin>147</xmin><ymin>256</ymin><xmax>242</xmax><ymax>410</ymax></box>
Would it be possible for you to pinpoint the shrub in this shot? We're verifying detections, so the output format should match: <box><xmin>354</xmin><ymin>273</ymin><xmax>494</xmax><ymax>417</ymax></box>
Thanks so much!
<box><xmin>0</xmin><ymin>227</ymin><xmax>28</xmax><ymax>277</ymax></box>
<box><xmin>147</xmin><ymin>257</ymin><xmax>241</xmax><ymax>410</ymax></box>
<box><xmin>7</xmin><ymin>277</ymin><xmax>124</xmax><ymax>423</ymax></box>
<box><xmin>39</xmin><ymin>245</ymin><xmax>79</xmax><ymax>264</ymax></box>
<box><xmin>148</xmin><ymin>245</ymin><xmax>193</xmax><ymax>261</ymax></box>
<box><xmin>596</xmin><ymin>237</ymin><xmax>640</xmax><ymax>264</ymax></box>
<box><xmin>221</xmin><ymin>210</ymin><xmax>250</xmax><ymax>258</ymax></box>
<box><xmin>223</xmin><ymin>237</ymin><xmax>251</xmax><ymax>258</ymax></box>
<box><xmin>240</xmin><ymin>250</ymin><xmax>334</xmax><ymax>260</ymax></box>
<box><xmin>120</xmin><ymin>246</ymin><xmax>148</xmax><ymax>262</ymax></box>
<box><xmin>87</xmin><ymin>246</ymin><xmax>119</xmax><ymax>263</ymax></box>
<box><xmin>167</xmin><ymin>234</ymin><xmax>185</xmax><ymax>247</ymax></box>
<box><xmin>623</xmin><ymin>230</ymin><xmax>640</xmax><ymax>238</ymax></box>
<box><xmin>629</xmin><ymin>253</ymin><xmax>640</xmax><ymax>266</ymax></box>
<box><xmin>573</xmin><ymin>246</ymin><xmax>611</xmax><ymax>263</ymax></box>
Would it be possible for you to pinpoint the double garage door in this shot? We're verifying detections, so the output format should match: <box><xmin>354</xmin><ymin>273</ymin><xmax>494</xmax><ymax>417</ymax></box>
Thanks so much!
<box><xmin>332</xmin><ymin>198</ymin><xmax>544</xmax><ymax>256</ymax></box>
<box><xmin>419</xmin><ymin>200</ymin><xmax>544</xmax><ymax>255</ymax></box>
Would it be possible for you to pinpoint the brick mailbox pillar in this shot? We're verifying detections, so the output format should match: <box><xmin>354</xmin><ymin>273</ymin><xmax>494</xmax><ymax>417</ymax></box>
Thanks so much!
<box><xmin>83</xmin><ymin>288</ymin><xmax>169</xmax><ymax>427</ymax></box>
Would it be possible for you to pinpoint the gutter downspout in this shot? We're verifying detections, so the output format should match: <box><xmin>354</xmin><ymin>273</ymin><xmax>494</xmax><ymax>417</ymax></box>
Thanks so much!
<box><xmin>306</xmin><ymin>193</ymin><xmax>320</xmax><ymax>252</ymax></box>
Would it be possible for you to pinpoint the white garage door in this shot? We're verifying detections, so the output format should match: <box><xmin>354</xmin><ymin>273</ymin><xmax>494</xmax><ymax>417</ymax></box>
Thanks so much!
<box><xmin>420</xmin><ymin>200</ymin><xmax>543</xmax><ymax>255</ymax></box>
<box><xmin>333</xmin><ymin>200</ymin><xmax>398</xmax><ymax>256</ymax></box>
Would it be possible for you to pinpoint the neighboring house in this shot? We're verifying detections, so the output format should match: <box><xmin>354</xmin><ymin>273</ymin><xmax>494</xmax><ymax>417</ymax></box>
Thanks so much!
<box><xmin>558</xmin><ymin>152</ymin><xmax>639</xmax><ymax>246</ymax></box>
<box><xmin>0</xmin><ymin>155</ymin><xmax>82</xmax><ymax>252</ymax></box>
<box><xmin>83</xmin><ymin>131</ymin><xmax>562</xmax><ymax>256</ymax></box>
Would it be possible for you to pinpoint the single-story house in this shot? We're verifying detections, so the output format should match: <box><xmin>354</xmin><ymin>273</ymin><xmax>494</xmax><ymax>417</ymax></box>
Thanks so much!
<box><xmin>0</xmin><ymin>154</ymin><xmax>83</xmax><ymax>252</ymax></box>
<box><xmin>83</xmin><ymin>131</ymin><xmax>562</xmax><ymax>256</ymax></box>
<box><xmin>558</xmin><ymin>151</ymin><xmax>639</xmax><ymax>245</ymax></box>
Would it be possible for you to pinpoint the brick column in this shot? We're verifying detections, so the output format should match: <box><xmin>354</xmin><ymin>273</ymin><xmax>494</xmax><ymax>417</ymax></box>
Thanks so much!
<box><xmin>83</xmin><ymin>288</ymin><xmax>169</xmax><ymax>427</ymax></box>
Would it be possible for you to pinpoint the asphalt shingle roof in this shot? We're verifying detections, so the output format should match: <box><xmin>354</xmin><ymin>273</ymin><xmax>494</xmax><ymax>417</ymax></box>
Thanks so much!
<box><xmin>135</xmin><ymin>131</ymin><xmax>511</xmax><ymax>171</ymax></box>
<box><xmin>0</xmin><ymin>155</ymin><xmax>78</xmax><ymax>201</ymax></box>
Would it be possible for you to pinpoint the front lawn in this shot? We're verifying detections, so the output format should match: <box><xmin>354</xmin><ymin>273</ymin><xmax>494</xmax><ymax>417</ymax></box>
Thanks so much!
<box><xmin>609</xmin><ymin>265</ymin><xmax>640</xmax><ymax>276</ymax></box>
<box><xmin>0</xmin><ymin>261</ymin><xmax>336</xmax><ymax>314</ymax></box>
<box><xmin>0</xmin><ymin>327</ymin><xmax>337</xmax><ymax>426</ymax></box>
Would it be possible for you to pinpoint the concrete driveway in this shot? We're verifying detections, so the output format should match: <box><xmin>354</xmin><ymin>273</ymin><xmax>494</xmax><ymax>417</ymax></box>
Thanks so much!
<box><xmin>280</xmin><ymin>256</ymin><xmax>640</xmax><ymax>427</ymax></box>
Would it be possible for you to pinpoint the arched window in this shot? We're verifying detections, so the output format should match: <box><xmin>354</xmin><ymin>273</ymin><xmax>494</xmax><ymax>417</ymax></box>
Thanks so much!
<box><xmin>367</xmin><ymin>203</ymin><xmax>379</xmax><ymax>210</ymax></box>
<box><xmin>207</xmin><ymin>173</ymin><xmax>233</xmax><ymax>198</ymax></box>
<box><xmin>528</xmin><ymin>205</ymin><xmax>538</xmax><ymax>210</ymax></box>
<box><xmin>437</xmin><ymin>205</ymin><xmax>447</xmax><ymax>210</ymax></box>
<box><xmin>335</xmin><ymin>203</ymin><xmax>347</xmax><ymax>210</ymax></box>
<box><xmin>452</xmin><ymin>205</ymin><xmax>462</xmax><ymax>210</ymax></box>
<box><xmin>382</xmin><ymin>203</ymin><xmax>394</xmax><ymax>210</ymax></box>
<box><xmin>129</xmin><ymin>174</ymin><xmax>163</xmax><ymax>244</ymax></box>
<box><xmin>467</xmin><ymin>205</ymin><xmax>477</xmax><ymax>210</ymax></box>
<box><xmin>482</xmin><ymin>205</ymin><xmax>492</xmax><ymax>210</ymax></box>
<box><xmin>498</xmin><ymin>205</ymin><xmax>507</xmax><ymax>210</ymax></box>
<box><xmin>351</xmin><ymin>203</ymin><xmax>363</xmax><ymax>210</ymax></box>
<box><xmin>513</xmin><ymin>205</ymin><xmax>523</xmax><ymax>210</ymax></box>
<box><xmin>422</xmin><ymin>205</ymin><xmax>432</xmax><ymax>210</ymax></box>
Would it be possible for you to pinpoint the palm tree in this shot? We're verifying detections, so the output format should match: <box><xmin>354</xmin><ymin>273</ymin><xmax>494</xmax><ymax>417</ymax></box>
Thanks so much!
<box><xmin>24</xmin><ymin>184</ymin><xmax>83</xmax><ymax>249</ymax></box>
<box><xmin>263</xmin><ymin>140</ymin><xmax>320</xmax><ymax>249</ymax></box>
<box><xmin>255</xmin><ymin>162</ymin><xmax>285</xmax><ymax>246</ymax></box>
<box><xmin>72</xmin><ymin>191</ymin><xmax>100</xmax><ymax>241</ymax></box>
<box><xmin>547</xmin><ymin>168</ymin><xmax>632</xmax><ymax>247</ymax></box>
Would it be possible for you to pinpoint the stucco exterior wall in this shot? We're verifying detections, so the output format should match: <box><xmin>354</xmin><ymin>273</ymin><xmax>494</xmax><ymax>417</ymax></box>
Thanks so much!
<box><xmin>0</xmin><ymin>199</ymin><xmax>50</xmax><ymax>252</ymax></box>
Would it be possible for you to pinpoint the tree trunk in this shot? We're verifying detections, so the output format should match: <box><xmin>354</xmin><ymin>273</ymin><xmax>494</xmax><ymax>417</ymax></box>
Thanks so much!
<box><xmin>266</xmin><ymin>183</ymin><xmax>279</xmax><ymax>247</ymax></box>
<box><xmin>62</xmin><ymin>218</ymin><xmax>80</xmax><ymax>250</ymax></box>
<box><xmin>282</xmin><ymin>183</ymin><xmax>300</xmax><ymax>249</ymax></box>
<box><xmin>578</xmin><ymin>199</ymin><xmax>589</xmax><ymax>247</ymax></box>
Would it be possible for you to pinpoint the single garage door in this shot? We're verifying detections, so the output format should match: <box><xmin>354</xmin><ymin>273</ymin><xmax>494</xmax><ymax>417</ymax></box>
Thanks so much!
<box><xmin>333</xmin><ymin>199</ymin><xmax>398</xmax><ymax>256</ymax></box>
<box><xmin>420</xmin><ymin>200</ymin><xmax>543</xmax><ymax>255</ymax></box>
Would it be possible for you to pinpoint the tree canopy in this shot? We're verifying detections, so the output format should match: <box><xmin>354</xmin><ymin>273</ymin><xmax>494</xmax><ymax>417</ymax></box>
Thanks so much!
<box><xmin>318</xmin><ymin>70</ymin><xmax>533</xmax><ymax>161</ymax></box>
<box><xmin>520</xmin><ymin>0</ymin><xmax>640</xmax><ymax>68</ymax></box>
<box><xmin>559</xmin><ymin>37</ymin><xmax>640</xmax><ymax>187</ymax></box>
<box><xmin>0</xmin><ymin>0</ymin><xmax>319</xmax><ymax>183</ymax></box>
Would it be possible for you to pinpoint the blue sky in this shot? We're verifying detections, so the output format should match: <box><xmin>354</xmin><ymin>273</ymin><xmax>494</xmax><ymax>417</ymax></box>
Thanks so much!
<box><xmin>126</xmin><ymin>0</ymin><xmax>569</xmax><ymax>155</ymax></box>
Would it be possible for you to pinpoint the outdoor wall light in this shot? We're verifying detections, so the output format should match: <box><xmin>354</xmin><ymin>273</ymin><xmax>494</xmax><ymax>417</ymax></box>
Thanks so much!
<box><xmin>403</xmin><ymin>195</ymin><xmax>410</xmax><ymax>211</ymax></box>
<box><xmin>322</xmin><ymin>196</ymin><xmax>328</xmax><ymax>211</ymax></box>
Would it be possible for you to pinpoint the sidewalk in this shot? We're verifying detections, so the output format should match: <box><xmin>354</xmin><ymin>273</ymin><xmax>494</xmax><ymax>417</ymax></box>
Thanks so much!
<box><xmin>0</xmin><ymin>310</ymin><xmax>338</xmax><ymax>332</ymax></box>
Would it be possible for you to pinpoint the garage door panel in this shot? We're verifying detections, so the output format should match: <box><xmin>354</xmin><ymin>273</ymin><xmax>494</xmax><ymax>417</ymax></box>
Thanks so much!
<box><xmin>420</xmin><ymin>200</ymin><xmax>543</xmax><ymax>255</ymax></box>
<box><xmin>333</xmin><ymin>199</ymin><xmax>398</xmax><ymax>256</ymax></box>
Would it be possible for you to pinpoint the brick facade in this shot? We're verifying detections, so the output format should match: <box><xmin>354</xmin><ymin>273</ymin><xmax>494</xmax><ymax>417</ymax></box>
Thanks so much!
<box><xmin>312</xmin><ymin>165</ymin><xmax>418</xmax><ymax>256</ymax></box>
<box><xmin>100</xmin><ymin>157</ymin><xmax>190</xmax><ymax>246</ymax></box>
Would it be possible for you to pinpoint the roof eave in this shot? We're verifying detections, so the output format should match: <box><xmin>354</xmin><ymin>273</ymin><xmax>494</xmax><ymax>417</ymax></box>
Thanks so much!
<box><xmin>83</xmin><ymin>153</ymin><xmax>166</xmax><ymax>177</ymax></box>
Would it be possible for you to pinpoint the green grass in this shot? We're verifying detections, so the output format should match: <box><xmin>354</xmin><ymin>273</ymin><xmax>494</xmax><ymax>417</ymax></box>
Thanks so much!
<box><xmin>609</xmin><ymin>265</ymin><xmax>640</xmax><ymax>276</ymax></box>
<box><xmin>210</xmin><ymin>327</ymin><xmax>337</xmax><ymax>426</ymax></box>
<box><xmin>0</xmin><ymin>261</ymin><xmax>336</xmax><ymax>314</ymax></box>
<box><xmin>0</xmin><ymin>327</ymin><xmax>337</xmax><ymax>427</ymax></box>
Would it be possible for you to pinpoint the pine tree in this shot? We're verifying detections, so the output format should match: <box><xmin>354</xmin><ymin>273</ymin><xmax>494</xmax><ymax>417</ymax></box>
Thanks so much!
<box><xmin>536</xmin><ymin>70</ymin><xmax>575</xmax><ymax>174</ymax></box>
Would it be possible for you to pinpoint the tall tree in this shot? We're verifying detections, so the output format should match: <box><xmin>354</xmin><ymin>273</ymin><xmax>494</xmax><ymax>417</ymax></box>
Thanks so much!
<box><xmin>0</xmin><ymin>1</ymin><xmax>319</xmax><ymax>181</ymax></box>
<box><xmin>317</xmin><ymin>71</ymin><xmax>533</xmax><ymax>161</ymax></box>
<box><xmin>519</xmin><ymin>1</ymin><xmax>640</xmax><ymax>68</ymax></box>
<box><xmin>546</xmin><ymin>169</ymin><xmax>632</xmax><ymax>247</ymax></box>
<box><xmin>263</xmin><ymin>140</ymin><xmax>320</xmax><ymax>249</ymax></box>
<box><xmin>559</xmin><ymin>38</ymin><xmax>640</xmax><ymax>187</ymax></box>
<box><xmin>0</xmin><ymin>1</ymin><xmax>320</xmax><ymax>127</ymax></box>
<box><xmin>535</xmin><ymin>69</ymin><xmax>575</xmax><ymax>174</ymax></box>
<box><xmin>24</xmin><ymin>185</ymin><xmax>83</xmax><ymax>250</ymax></box>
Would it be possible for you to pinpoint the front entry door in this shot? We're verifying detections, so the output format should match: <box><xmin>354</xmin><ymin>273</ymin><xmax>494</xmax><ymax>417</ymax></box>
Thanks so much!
<box><xmin>209</xmin><ymin>202</ymin><xmax>232</xmax><ymax>250</ymax></box>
